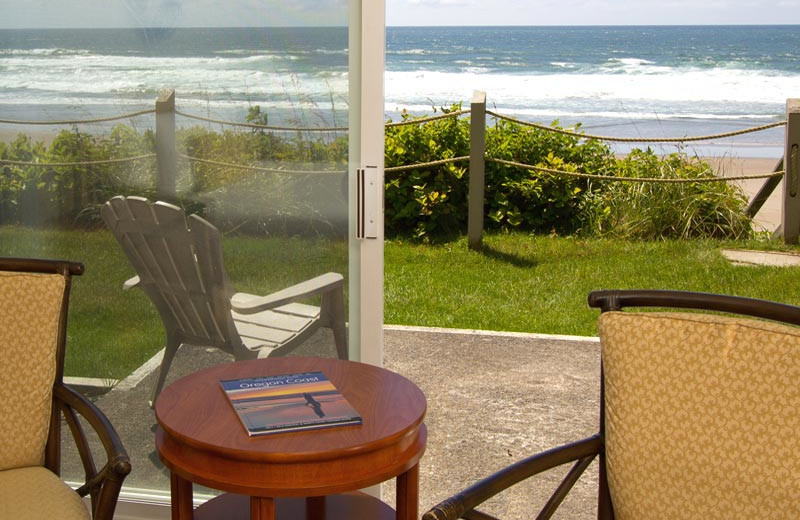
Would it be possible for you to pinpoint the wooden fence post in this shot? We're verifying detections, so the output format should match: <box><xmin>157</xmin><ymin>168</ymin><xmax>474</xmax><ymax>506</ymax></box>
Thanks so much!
<box><xmin>782</xmin><ymin>99</ymin><xmax>800</xmax><ymax>244</ymax></box>
<box><xmin>155</xmin><ymin>89</ymin><xmax>177</xmax><ymax>199</ymax></box>
<box><xmin>468</xmin><ymin>90</ymin><xmax>486</xmax><ymax>251</ymax></box>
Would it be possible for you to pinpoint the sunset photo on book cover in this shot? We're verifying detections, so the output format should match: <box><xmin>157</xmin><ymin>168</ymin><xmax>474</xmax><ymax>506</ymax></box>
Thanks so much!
<box><xmin>221</xmin><ymin>372</ymin><xmax>362</xmax><ymax>436</ymax></box>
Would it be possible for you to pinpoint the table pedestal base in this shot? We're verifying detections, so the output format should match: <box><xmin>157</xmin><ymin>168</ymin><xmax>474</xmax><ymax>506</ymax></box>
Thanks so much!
<box><xmin>194</xmin><ymin>492</ymin><xmax>396</xmax><ymax>520</ymax></box>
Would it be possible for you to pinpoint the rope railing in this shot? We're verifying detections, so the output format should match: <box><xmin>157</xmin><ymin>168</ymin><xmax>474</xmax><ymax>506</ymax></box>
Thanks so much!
<box><xmin>179</xmin><ymin>154</ymin><xmax>346</xmax><ymax>175</ymax></box>
<box><xmin>487</xmin><ymin>157</ymin><xmax>785</xmax><ymax>184</ymax></box>
<box><xmin>385</xmin><ymin>109</ymin><xmax>470</xmax><ymax>128</ymax></box>
<box><xmin>0</xmin><ymin>109</ymin><xmax>156</xmax><ymax>126</ymax></box>
<box><xmin>486</xmin><ymin>110</ymin><xmax>787</xmax><ymax>143</ymax></box>
<box><xmin>0</xmin><ymin>154</ymin><xmax>156</xmax><ymax>168</ymax></box>
<box><xmin>385</xmin><ymin>156</ymin><xmax>470</xmax><ymax>173</ymax></box>
<box><xmin>174</xmin><ymin>110</ymin><xmax>348</xmax><ymax>133</ymax></box>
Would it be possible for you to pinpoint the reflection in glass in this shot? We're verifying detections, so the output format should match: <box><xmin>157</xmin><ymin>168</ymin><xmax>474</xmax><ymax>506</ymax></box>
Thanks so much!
<box><xmin>0</xmin><ymin>3</ymin><xmax>350</xmax><ymax>493</ymax></box>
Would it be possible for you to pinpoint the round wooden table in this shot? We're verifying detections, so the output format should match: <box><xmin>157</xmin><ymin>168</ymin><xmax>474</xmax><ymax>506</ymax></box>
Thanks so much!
<box><xmin>155</xmin><ymin>357</ymin><xmax>427</xmax><ymax>520</ymax></box>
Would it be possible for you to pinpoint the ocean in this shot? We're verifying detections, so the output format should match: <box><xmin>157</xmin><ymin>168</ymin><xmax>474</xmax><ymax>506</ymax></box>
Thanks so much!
<box><xmin>1</xmin><ymin>25</ymin><xmax>799</xmax><ymax>157</ymax></box>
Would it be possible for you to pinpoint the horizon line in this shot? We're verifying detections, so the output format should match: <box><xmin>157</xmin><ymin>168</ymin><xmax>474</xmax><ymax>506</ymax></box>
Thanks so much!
<box><xmin>1</xmin><ymin>22</ymin><xmax>800</xmax><ymax>30</ymax></box>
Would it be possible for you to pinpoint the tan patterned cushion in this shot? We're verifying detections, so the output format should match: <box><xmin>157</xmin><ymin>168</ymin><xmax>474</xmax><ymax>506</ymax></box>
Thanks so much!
<box><xmin>599</xmin><ymin>311</ymin><xmax>800</xmax><ymax>520</ymax></box>
<box><xmin>0</xmin><ymin>466</ymin><xmax>90</xmax><ymax>519</ymax></box>
<box><xmin>0</xmin><ymin>271</ymin><xmax>66</xmax><ymax>471</ymax></box>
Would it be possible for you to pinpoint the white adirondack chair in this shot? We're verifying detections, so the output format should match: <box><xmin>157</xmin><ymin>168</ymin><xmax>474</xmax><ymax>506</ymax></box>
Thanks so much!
<box><xmin>101</xmin><ymin>196</ymin><xmax>348</xmax><ymax>406</ymax></box>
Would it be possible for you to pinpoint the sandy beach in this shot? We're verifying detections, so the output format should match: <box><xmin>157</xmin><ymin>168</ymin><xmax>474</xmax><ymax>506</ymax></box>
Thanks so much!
<box><xmin>705</xmin><ymin>155</ymin><xmax>783</xmax><ymax>233</ymax></box>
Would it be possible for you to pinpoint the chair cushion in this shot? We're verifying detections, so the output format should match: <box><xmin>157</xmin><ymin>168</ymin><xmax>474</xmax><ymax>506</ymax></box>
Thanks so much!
<box><xmin>599</xmin><ymin>311</ymin><xmax>800</xmax><ymax>520</ymax></box>
<box><xmin>0</xmin><ymin>466</ymin><xmax>90</xmax><ymax>519</ymax></box>
<box><xmin>0</xmin><ymin>271</ymin><xmax>66</xmax><ymax>470</ymax></box>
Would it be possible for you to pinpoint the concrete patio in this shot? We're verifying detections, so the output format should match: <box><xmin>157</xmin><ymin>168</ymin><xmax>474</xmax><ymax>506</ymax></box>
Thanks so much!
<box><xmin>64</xmin><ymin>326</ymin><xmax>601</xmax><ymax>519</ymax></box>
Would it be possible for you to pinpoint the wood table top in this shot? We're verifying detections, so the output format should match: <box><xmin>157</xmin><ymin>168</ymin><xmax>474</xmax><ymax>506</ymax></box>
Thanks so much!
<box><xmin>155</xmin><ymin>357</ymin><xmax>427</xmax><ymax>464</ymax></box>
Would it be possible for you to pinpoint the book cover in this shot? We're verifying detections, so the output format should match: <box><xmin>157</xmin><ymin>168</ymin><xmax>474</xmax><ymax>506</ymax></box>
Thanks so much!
<box><xmin>220</xmin><ymin>371</ymin><xmax>362</xmax><ymax>436</ymax></box>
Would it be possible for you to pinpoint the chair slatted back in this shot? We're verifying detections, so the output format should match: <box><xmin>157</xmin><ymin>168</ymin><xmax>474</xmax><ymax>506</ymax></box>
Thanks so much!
<box><xmin>102</xmin><ymin>196</ymin><xmax>237</xmax><ymax>351</ymax></box>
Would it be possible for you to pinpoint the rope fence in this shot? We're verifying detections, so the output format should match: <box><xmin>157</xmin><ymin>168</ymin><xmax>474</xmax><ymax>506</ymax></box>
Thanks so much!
<box><xmin>179</xmin><ymin>154</ymin><xmax>346</xmax><ymax>175</ymax></box>
<box><xmin>0</xmin><ymin>109</ymin><xmax>156</xmax><ymax>126</ymax></box>
<box><xmin>2</xmin><ymin>88</ymin><xmax>798</xmax><ymax>242</ymax></box>
<box><xmin>385</xmin><ymin>155</ymin><xmax>469</xmax><ymax>173</ymax></box>
<box><xmin>385</xmin><ymin>109</ymin><xmax>470</xmax><ymax>128</ymax></box>
<box><xmin>487</xmin><ymin>157</ymin><xmax>785</xmax><ymax>184</ymax></box>
<box><xmin>174</xmin><ymin>110</ymin><xmax>348</xmax><ymax>133</ymax></box>
<box><xmin>486</xmin><ymin>110</ymin><xmax>787</xmax><ymax>143</ymax></box>
<box><xmin>0</xmin><ymin>153</ymin><xmax>156</xmax><ymax>168</ymax></box>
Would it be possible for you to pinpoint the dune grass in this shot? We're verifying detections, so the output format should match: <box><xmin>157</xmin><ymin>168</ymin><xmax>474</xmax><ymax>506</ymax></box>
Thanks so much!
<box><xmin>2</xmin><ymin>226</ymin><xmax>800</xmax><ymax>378</ymax></box>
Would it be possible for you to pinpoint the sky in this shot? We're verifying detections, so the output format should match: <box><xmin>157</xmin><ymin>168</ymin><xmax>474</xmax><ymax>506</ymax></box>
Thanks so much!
<box><xmin>0</xmin><ymin>0</ymin><xmax>798</xmax><ymax>28</ymax></box>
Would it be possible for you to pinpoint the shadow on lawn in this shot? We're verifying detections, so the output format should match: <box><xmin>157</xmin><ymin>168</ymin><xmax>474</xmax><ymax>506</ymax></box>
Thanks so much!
<box><xmin>479</xmin><ymin>243</ymin><xmax>538</xmax><ymax>268</ymax></box>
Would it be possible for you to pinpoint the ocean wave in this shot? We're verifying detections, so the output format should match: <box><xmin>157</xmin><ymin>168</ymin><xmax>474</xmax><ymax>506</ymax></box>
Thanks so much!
<box><xmin>0</xmin><ymin>48</ymin><xmax>91</xmax><ymax>56</ymax></box>
<box><xmin>389</xmin><ymin>49</ymin><xmax>434</xmax><ymax>55</ymax></box>
<box><xmin>384</xmin><ymin>69</ymin><xmax>800</xmax><ymax>107</ymax></box>
<box><xmin>607</xmin><ymin>57</ymin><xmax>655</xmax><ymax>67</ymax></box>
<box><xmin>312</xmin><ymin>49</ymin><xmax>348</xmax><ymax>55</ymax></box>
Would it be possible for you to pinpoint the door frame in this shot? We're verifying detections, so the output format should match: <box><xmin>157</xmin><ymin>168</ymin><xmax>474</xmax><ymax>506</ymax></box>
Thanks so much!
<box><xmin>349</xmin><ymin>0</ymin><xmax>386</xmax><ymax>366</ymax></box>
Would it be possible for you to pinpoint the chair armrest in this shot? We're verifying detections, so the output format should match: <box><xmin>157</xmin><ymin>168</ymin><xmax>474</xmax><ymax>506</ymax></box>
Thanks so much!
<box><xmin>122</xmin><ymin>275</ymin><xmax>140</xmax><ymax>290</ymax></box>
<box><xmin>423</xmin><ymin>435</ymin><xmax>602</xmax><ymax>520</ymax></box>
<box><xmin>231</xmin><ymin>272</ymin><xmax>344</xmax><ymax>314</ymax></box>
<box><xmin>54</xmin><ymin>384</ymin><xmax>131</xmax><ymax>520</ymax></box>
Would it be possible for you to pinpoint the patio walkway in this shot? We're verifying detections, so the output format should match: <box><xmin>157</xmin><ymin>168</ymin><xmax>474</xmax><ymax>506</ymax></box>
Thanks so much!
<box><xmin>65</xmin><ymin>326</ymin><xmax>601</xmax><ymax>519</ymax></box>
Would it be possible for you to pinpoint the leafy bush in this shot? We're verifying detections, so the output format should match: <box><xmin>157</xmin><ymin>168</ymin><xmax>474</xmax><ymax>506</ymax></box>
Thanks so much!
<box><xmin>384</xmin><ymin>107</ymin><xmax>617</xmax><ymax>239</ymax></box>
<box><xmin>0</xmin><ymin>126</ymin><xmax>155</xmax><ymax>227</ymax></box>
<box><xmin>484</xmin><ymin>119</ymin><xmax>615</xmax><ymax>234</ymax></box>
<box><xmin>384</xmin><ymin>106</ymin><xmax>471</xmax><ymax>238</ymax></box>
<box><xmin>0</xmin><ymin>108</ymin><xmax>755</xmax><ymax>241</ymax></box>
<box><xmin>582</xmin><ymin>148</ymin><xmax>752</xmax><ymax>239</ymax></box>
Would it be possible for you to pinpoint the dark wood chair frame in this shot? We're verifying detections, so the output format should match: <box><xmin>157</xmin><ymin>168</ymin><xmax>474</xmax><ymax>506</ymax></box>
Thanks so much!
<box><xmin>1</xmin><ymin>258</ymin><xmax>131</xmax><ymax>520</ymax></box>
<box><xmin>423</xmin><ymin>289</ymin><xmax>800</xmax><ymax>520</ymax></box>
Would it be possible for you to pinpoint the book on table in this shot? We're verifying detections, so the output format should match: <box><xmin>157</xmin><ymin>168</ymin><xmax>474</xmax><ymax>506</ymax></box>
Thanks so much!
<box><xmin>220</xmin><ymin>371</ymin><xmax>362</xmax><ymax>436</ymax></box>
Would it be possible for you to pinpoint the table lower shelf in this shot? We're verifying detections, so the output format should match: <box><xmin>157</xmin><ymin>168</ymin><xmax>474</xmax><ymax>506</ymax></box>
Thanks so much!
<box><xmin>194</xmin><ymin>491</ymin><xmax>396</xmax><ymax>520</ymax></box>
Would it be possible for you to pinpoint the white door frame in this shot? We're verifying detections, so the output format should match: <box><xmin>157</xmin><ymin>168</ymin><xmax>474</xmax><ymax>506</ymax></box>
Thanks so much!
<box><xmin>349</xmin><ymin>0</ymin><xmax>386</xmax><ymax>366</ymax></box>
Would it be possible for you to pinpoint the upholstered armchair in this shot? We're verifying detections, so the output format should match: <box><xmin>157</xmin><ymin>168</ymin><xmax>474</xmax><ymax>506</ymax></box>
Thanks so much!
<box><xmin>424</xmin><ymin>290</ymin><xmax>800</xmax><ymax>520</ymax></box>
<box><xmin>0</xmin><ymin>258</ymin><xmax>131</xmax><ymax>519</ymax></box>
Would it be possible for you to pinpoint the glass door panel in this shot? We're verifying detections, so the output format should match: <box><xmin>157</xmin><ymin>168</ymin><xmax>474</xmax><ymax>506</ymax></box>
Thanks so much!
<box><xmin>0</xmin><ymin>1</ymin><xmax>378</xmax><ymax>498</ymax></box>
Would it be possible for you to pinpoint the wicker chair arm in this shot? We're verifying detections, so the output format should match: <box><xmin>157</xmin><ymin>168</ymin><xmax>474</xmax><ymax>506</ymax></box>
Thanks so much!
<box><xmin>54</xmin><ymin>384</ymin><xmax>131</xmax><ymax>519</ymax></box>
<box><xmin>588</xmin><ymin>289</ymin><xmax>800</xmax><ymax>325</ymax></box>
<box><xmin>231</xmin><ymin>272</ymin><xmax>344</xmax><ymax>314</ymax></box>
<box><xmin>423</xmin><ymin>435</ymin><xmax>602</xmax><ymax>520</ymax></box>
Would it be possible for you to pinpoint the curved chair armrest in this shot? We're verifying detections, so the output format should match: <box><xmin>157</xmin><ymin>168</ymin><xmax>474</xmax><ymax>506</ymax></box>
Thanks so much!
<box><xmin>423</xmin><ymin>435</ymin><xmax>602</xmax><ymax>520</ymax></box>
<box><xmin>122</xmin><ymin>275</ymin><xmax>140</xmax><ymax>291</ymax></box>
<box><xmin>588</xmin><ymin>289</ymin><xmax>800</xmax><ymax>326</ymax></box>
<box><xmin>54</xmin><ymin>384</ymin><xmax>131</xmax><ymax>520</ymax></box>
<box><xmin>231</xmin><ymin>272</ymin><xmax>344</xmax><ymax>314</ymax></box>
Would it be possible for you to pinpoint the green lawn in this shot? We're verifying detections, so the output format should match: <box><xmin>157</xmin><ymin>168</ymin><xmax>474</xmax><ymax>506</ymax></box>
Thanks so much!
<box><xmin>2</xmin><ymin>226</ymin><xmax>800</xmax><ymax>378</ymax></box>
<box><xmin>385</xmin><ymin>234</ymin><xmax>800</xmax><ymax>335</ymax></box>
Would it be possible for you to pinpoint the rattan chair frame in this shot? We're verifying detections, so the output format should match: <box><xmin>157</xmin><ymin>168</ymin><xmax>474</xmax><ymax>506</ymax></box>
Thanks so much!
<box><xmin>1</xmin><ymin>257</ymin><xmax>131</xmax><ymax>520</ymax></box>
<box><xmin>423</xmin><ymin>289</ymin><xmax>800</xmax><ymax>520</ymax></box>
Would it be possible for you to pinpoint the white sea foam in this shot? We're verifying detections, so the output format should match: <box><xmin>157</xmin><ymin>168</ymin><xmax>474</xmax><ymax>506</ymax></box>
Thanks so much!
<box><xmin>384</xmin><ymin>68</ymin><xmax>799</xmax><ymax>108</ymax></box>
<box><xmin>0</xmin><ymin>48</ymin><xmax>91</xmax><ymax>56</ymax></box>
<box><xmin>2</xmin><ymin>44</ymin><xmax>797</xmax><ymax>129</ymax></box>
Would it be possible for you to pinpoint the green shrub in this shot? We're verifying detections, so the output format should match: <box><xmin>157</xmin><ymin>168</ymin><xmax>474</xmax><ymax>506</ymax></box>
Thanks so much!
<box><xmin>384</xmin><ymin>106</ymin><xmax>471</xmax><ymax>238</ymax></box>
<box><xmin>484</xmin><ymin>120</ymin><xmax>615</xmax><ymax>234</ymax></box>
<box><xmin>384</xmin><ymin>109</ymin><xmax>617</xmax><ymax>239</ymax></box>
<box><xmin>0</xmin><ymin>109</ymin><xmax>756</xmax><ymax>241</ymax></box>
<box><xmin>0</xmin><ymin>127</ymin><xmax>156</xmax><ymax>227</ymax></box>
<box><xmin>582</xmin><ymin>148</ymin><xmax>752</xmax><ymax>239</ymax></box>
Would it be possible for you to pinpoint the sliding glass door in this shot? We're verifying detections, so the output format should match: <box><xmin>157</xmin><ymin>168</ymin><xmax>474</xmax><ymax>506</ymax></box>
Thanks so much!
<box><xmin>0</xmin><ymin>0</ymin><xmax>384</xmax><ymax>502</ymax></box>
